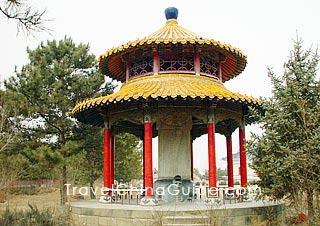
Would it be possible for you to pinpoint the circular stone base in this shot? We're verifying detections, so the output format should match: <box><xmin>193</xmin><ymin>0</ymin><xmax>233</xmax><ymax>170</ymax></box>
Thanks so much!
<box><xmin>70</xmin><ymin>200</ymin><xmax>284</xmax><ymax>226</ymax></box>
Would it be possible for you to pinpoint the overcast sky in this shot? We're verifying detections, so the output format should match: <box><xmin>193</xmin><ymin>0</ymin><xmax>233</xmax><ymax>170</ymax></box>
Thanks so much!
<box><xmin>1</xmin><ymin>0</ymin><xmax>319</xmax><ymax>173</ymax></box>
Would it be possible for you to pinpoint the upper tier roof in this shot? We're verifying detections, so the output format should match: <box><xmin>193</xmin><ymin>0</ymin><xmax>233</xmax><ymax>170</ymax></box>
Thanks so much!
<box><xmin>98</xmin><ymin>8</ymin><xmax>247</xmax><ymax>83</ymax></box>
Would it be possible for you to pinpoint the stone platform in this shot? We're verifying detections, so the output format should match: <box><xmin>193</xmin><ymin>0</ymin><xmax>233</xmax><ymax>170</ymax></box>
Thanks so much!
<box><xmin>70</xmin><ymin>200</ymin><xmax>284</xmax><ymax>226</ymax></box>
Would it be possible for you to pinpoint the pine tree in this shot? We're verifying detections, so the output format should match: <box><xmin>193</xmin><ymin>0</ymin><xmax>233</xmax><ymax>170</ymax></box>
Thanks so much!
<box><xmin>248</xmin><ymin>39</ymin><xmax>320</xmax><ymax>224</ymax></box>
<box><xmin>4</xmin><ymin>37</ymin><xmax>145</xmax><ymax>202</ymax></box>
<box><xmin>4</xmin><ymin>37</ymin><xmax>113</xmax><ymax>204</ymax></box>
<box><xmin>114</xmin><ymin>133</ymin><xmax>142</xmax><ymax>183</ymax></box>
<box><xmin>0</xmin><ymin>0</ymin><xmax>49</xmax><ymax>35</ymax></box>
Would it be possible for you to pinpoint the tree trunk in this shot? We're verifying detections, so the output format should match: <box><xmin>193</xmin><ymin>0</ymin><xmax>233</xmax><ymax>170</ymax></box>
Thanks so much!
<box><xmin>306</xmin><ymin>189</ymin><xmax>315</xmax><ymax>225</ymax></box>
<box><xmin>59</xmin><ymin>132</ymin><xmax>67</xmax><ymax>205</ymax></box>
<box><xmin>60</xmin><ymin>164</ymin><xmax>67</xmax><ymax>205</ymax></box>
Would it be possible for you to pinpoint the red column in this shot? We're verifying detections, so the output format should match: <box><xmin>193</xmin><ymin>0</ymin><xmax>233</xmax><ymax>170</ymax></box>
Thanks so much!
<box><xmin>144</xmin><ymin>121</ymin><xmax>153</xmax><ymax>197</ymax></box>
<box><xmin>208</xmin><ymin>122</ymin><xmax>217</xmax><ymax>190</ymax></box>
<box><xmin>103</xmin><ymin>128</ymin><xmax>112</xmax><ymax>194</ymax></box>
<box><xmin>226</xmin><ymin>135</ymin><xmax>234</xmax><ymax>187</ymax></box>
<box><xmin>194</xmin><ymin>47</ymin><xmax>200</xmax><ymax>75</ymax></box>
<box><xmin>153</xmin><ymin>50</ymin><xmax>160</xmax><ymax>75</ymax></box>
<box><xmin>239</xmin><ymin>127</ymin><xmax>247</xmax><ymax>187</ymax></box>
<box><xmin>143</xmin><ymin>143</ymin><xmax>146</xmax><ymax>189</ymax></box>
<box><xmin>190</xmin><ymin>139</ymin><xmax>194</xmax><ymax>180</ymax></box>
<box><xmin>110</xmin><ymin>135</ymin><xmax>115</xmax><ymax>186</ymax></box>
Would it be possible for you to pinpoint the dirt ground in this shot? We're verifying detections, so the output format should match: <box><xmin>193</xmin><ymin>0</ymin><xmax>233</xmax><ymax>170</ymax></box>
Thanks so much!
<box><xmin>0</xmin><ymin>188</ymin><xmax>61</xmax><ymax>210</ymax></box>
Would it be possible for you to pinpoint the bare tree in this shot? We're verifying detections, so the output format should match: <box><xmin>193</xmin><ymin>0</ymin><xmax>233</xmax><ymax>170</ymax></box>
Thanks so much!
<box><xmin>0</xmin><ymin>90</ymin><xmax>25</xmax><ymax>193</ymax></box>
<box><xmin>0</xmin><ymin>156</ymin><xmax>23</xmax><ymax>191</ymax></box>
<box><xmin>0</xmin><ymin>90</ymin><xmax>16</xmax><ymax>153</ymax></box>
<box><xmin>0</xmin><ymin>0</ymin><xmax>50</xmax><ymax>35</ymax></box>
<box><xmin>0</xmin><ymin>111</ymin><xmax>15</xmax><ymax>153</ymax></box>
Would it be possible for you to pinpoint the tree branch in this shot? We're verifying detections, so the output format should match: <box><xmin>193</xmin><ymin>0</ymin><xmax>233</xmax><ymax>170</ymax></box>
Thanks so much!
<box><xmin>0</xmin><ymin>0</ymin><xmax>52</xmax><ymax>35</ymax></box>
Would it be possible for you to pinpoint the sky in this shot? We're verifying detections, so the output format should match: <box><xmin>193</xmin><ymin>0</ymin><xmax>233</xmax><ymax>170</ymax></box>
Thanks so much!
<box><xmin>1</xmin><ymin>0</ymin><xmax>320</xmax><ymax>173</ymax></box>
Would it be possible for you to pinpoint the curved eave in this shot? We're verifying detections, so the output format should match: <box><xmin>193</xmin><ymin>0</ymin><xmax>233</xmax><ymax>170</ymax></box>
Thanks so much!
<box><xmin>72</xmin><ymin>74</ymin><xmax>262</xmax><ymax>125</ymax></box>
<box><xmin>98</xmin><ymin>39</ymin><xmax>247</xmax><ymax>83</ymax></box>
<box><xmin>74</xmin><ymin>97</ymin><xmax>261</xmax><ymax>128</ymax></box>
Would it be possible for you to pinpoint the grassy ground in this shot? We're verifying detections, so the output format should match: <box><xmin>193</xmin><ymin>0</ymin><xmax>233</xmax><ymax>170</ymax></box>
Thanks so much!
<box><xmin>0</xmin><ymin>188</ymin><xmax>74</xmax><ymax>225</ymax></box>
<box><xmin>0</xmin><ymin>188</ymin><xmax>60</xmax><ymax>210</ymax></box>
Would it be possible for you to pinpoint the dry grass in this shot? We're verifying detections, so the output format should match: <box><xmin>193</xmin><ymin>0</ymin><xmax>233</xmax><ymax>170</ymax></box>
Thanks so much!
<box><xmin>0</xmin><ymin>188</ymin><xmax>60</xmax><ymax>210</ymax></box>
<box><xmin>0</xmin><ymin>188</ymin><xmax>73</xmax><ymax>226</ymax></box>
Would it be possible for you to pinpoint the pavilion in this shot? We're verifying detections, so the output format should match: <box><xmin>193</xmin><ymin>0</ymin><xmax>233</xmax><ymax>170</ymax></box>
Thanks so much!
<box><xmin>72</xmin><ymin>7</ymin><xmax>261</xmax><ymax>205</ymax></box>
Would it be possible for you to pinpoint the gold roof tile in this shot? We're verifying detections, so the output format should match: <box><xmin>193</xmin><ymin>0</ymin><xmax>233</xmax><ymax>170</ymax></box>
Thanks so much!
<box><xmin>72</xmin><ymin>74</ymin><xmax>261</xmax><ymax>115</ymax></box>
<box><xmin>98</xmin><ymin>16</ymin><xmax>247</xmax><ymax>83</ymax></box>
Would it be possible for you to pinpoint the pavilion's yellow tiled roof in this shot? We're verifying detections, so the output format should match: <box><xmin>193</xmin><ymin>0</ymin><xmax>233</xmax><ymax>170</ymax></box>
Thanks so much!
<box><xmin>146</xmin><ymin>19</ymin><xmax>201</xmax><ymax>40</ymax></box>
<box><xmin>98</xmin><ymin>19</ymin><xmax>247</xmax><ymax>83</ymax></box>
<box><xmin>72</xmin><ymin>74</ymin><xmax>261</xmax><ymax>115</ymax></box>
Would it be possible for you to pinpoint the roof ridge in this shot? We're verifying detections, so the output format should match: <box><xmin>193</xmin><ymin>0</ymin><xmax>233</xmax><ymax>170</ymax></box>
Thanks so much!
<box><xmin>145</xmin><ymin>19</ymin><xmax>201</xmax><ymax>41</ymax></box>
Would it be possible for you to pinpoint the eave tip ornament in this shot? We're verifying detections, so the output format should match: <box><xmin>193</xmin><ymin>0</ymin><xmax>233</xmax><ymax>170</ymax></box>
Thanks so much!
<box><xmin>165</xmin><ymin>7</ymin><xmax>178</xmax><ymax>20</ymax></box>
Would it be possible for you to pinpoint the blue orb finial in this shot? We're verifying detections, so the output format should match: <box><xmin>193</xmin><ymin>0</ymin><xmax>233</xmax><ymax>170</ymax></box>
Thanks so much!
<box><xmin>165</xmin><ymin>7</ymin><xmax>178</xmax><ymax>20</ymax></box>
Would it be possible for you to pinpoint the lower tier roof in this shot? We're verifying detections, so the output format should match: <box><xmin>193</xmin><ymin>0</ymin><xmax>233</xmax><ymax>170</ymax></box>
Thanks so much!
<box><xmin>72</xmin><ymin>74</ymin><xmax>262</xmax><ymax>132</ymax></box>
<box><xmin>73</xmin><ymin>74</ymin><xmax>261</xmax><ymax>117</ymax></box>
